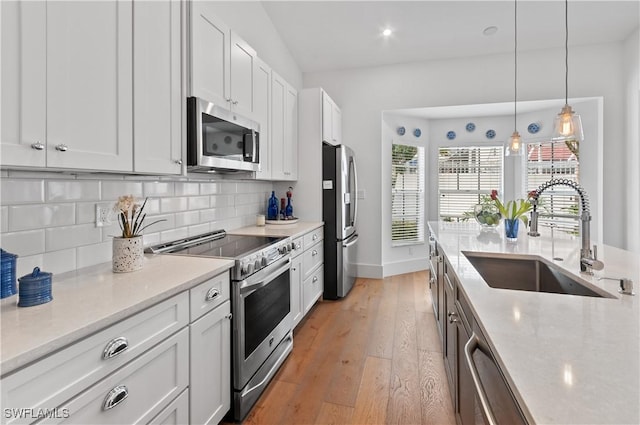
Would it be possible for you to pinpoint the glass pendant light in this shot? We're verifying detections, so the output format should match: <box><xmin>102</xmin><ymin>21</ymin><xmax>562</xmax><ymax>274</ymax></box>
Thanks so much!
<box><xmin>506</xmin><ymin>0</ymin><xmax>522</xmax><ymax>156</ymax></box>
<box><xmin>552</xmin><ymin>0</ymin><xmax>584</xmax><ymax>144</ymax></box>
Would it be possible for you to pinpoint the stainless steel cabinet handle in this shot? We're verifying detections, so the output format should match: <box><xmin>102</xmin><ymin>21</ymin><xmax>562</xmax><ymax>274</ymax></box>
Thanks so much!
<box><xmin>205</xmin><ymin>287</ymin><xmax>220</xmax><ymax>301</ymax></box>
<box><xmin>312</xmin><ymin>234</ymin><xmax>318</xmax><ymax>241</ymax></box>
<box><xmin>102</xmin><ymin>337</ymin><xmax>129</xmax><ymax>360</ymax></box>
<box><xmin>448</xmin><ymin>311</ymin><xmax>458</xmax><ymax>323</ymax></box>
<box><xmin>464</xmin><ymin>333</ymin><xmax>498</xmax><ymax>425</ymax></box>
<box><xmin>312</xmin><ymin>276</ymin><xmax>318</xmax><ymax>283</ymax></box>
<box><xmin>232</xmin><ymin>100</ymin><xmax>238</xmax><ymax>105</ymax></box>
<box><xmin>312</xmin><ymin>250</ymin><xmax>318</xmax><ymax>256</ymax></box>
<box><xmin>225</xmin><ymin>97</ymin><xmax>232</xmax><ymax>103</ymax></box>
<box><xmin>55</xmin><ymin>144</ymin><xmax>68</xmax><ymax>152</ymax></box>
<box><xmin>102</xmin><ymin>385</ymin><xmax>128</xmax><ymax>411</ymax></box>
<box><xmin>31</xmin><ymin>142</ymin><xmax>44</xmax><ymax>150</ymax></box>
<box><xmin>174</xmin><ymin>159</ymin><xmax>183</xmax><ymax>165</ymax></box>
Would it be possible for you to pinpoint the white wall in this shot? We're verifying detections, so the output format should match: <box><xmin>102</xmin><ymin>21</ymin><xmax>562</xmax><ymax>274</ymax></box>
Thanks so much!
<box><xmin>206</xmin><ymin>1</ymin><xmax>303</xmax><ymax>90</ymax></box>
<box><xmin>623</xmin><ymin>29</ymin><xmax>640</xmax><ymax>253</ymax></box>
<box><xmin>304</xmin><ymin>42</ymin><xmax>630</xmax><ymax>276</ymax></box>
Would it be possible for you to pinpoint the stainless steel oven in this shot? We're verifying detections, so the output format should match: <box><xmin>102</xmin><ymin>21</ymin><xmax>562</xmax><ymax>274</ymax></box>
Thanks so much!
<box><xmin>232</xmin><ymin>254</ymin><xmax>293</xmax><ymax>420</ymax></box>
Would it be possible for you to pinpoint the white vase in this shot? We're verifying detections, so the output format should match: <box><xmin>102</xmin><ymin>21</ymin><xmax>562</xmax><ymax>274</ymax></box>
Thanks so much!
<box><xmin>112</xmin><ymin>236</ymin><xmax>144</xmax><ymax>273</ymax></box>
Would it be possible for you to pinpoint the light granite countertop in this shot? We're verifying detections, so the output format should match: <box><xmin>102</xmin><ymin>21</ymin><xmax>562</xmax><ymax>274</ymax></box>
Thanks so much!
<box><xmin>428</xmin><ymin>221</ymin><xmax>640</xmax><ymax>425</ymax></box>
<box><xmin>228</xmin><ymin>221</ymin><xmax>323</xmax><ymax>239</ymax></box>
<box><xmin>0</xmin><ymin>254</ymin><xmax>234</xmax><ymax>376</ymax></box>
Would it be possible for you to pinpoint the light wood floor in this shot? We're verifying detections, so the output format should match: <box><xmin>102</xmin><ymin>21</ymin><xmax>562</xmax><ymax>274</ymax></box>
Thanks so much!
<box><xmin>234</xmin><ymin>270</ymin><xmax>455</xmax><ymax>425</ymax></box>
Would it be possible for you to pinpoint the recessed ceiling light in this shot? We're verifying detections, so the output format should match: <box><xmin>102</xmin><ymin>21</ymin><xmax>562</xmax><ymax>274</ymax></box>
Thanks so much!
<box><xmin>382</xmin><ymin>28</ymin><xmax>392</xmax><ymax>37</ymax></box>
<box><xmin>483</xmin><ymin>26</ymin><xmax>498</xmax><ymax>36</ymax></box>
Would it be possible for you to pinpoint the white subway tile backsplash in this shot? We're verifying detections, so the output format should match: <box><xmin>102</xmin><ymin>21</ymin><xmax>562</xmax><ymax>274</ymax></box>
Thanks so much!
<box><xmin>46</xmin><ymin>224</ymin><xmax>102</xmax><ymax>251</ymax></box>
<box><xmin>101</xmin><ymin>223</ymin><xmax>123</xmax><ymax>241</ymax></box>
<box><xmin>143</xmin><ymin>182</ymin><xmax>174</xmax><ymax>197</ymax></box>
<box><xmin>47</xmin><ymin>180</ymin><xmax>100</xmax><ymax>202</ymax></box>
<box><xmin>1</xmin><ymin>179</ymin><xmax>45</xmax><ymax>204</ymax></box>
<box><xmin>175</xmin><ymin>211</ymin><xmax>200</xmax><ymax>227</ymax></box>
<box><xmin>76</xmin><ymin>202</ymin><xmax>97</xmax><ymax>225</ymax></box>
<box><xmin>77</xmin><ymin>241</ymin><xmax>111</xmax><ymax>269</ymax></box>
<box><xmin>1</xmin><ymin>206</ymin><xmax>8</xmax><ymax>232</ymax></box>
<box><xmin>160</xmin><ymin>197</ymin><xmax>188</xmax><ymax>213</ymax></box>
<box><xmin>175</xmin><ymin>182</ymin><xmax>200</xmax><ymax>196</ymax></box>
<box><xmin>16</xmin><ymin>254</ymin><xmax>44</xmax><ymax>278</ymax></box>
<box><xmin>210</xmin><ymin>194</ymin><xmax>235</xmax><ymax>208</ymax></box>
<box><xmin>188</xmin><ymin>196</ymin><xmax>210</xmax><ymax>210</ymax></box>
<box><xmin>144</xmin><ymin>214</ymin><xmax>175</xmax><ymax>233</ymax></box>
<box><xmin>160</xmin><ymin>227</ymin><xmax>189</xmax><ymax>243</ymax></box>
<box><xmin>221</xmin><ymin>183</ymin><xmax>237</xmax><ymax>194</ymax></box>
<box><xmin>43</xmin><ymin>248</ymin><xmax>76</xmax><ymax>275</ymax></box>
<box><xmin>200</xmin><ymin>182</ymin><xmax>221</xmax><ymax>195</ymax></box>
<box><xmin>9</xmin><ymin>204</ymin><xmax>75</xmax><ymax>231</ymax></box>
<box><xmin>188</xmin><ymin>223</ymin><xmax>210</xmax><ymax>236</ymax></box>
<box><xmin>1</xmin><ymin>229</ymin><xmax>45</xmax><ymax>256</ymax></box>
<box><xmin>144</xmin><ymin>198</ymin><xmax>161</xmax><ymax>214</ymax></box>
<box><xmin>102</xmin><ymin>181</ymin><xmax>143</xmax><ymax>200</ymax></box>
<box><xmin>141</xmin><ymin>232</ymin><xmax>161</xmax><ymax>247</ymax></box>
<box><xmin>235</xmin><ymin>193</ymin><xmax>262</xmax><ymax>206</ymax></box>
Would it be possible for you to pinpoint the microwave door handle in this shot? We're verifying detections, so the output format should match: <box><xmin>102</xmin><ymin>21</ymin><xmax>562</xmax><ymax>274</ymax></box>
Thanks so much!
<box><xmin>253</xmin><ymin>131</ymin><xmax>259</xmax><ymax>163</ymax></box>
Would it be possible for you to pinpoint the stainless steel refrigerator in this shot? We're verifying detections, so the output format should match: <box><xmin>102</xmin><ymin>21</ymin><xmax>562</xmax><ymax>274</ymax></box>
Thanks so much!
<box><xmin>322</xmin><ymin>143</ymin><xmax>358</xmax><ymax>299</ymax></box>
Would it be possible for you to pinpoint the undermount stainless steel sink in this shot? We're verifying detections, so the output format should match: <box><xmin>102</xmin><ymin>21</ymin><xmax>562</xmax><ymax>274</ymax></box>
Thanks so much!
<box><xmin>463</xmin><ymin>252</ymin><xmax>614</xmax><ymax>298</ymax></box>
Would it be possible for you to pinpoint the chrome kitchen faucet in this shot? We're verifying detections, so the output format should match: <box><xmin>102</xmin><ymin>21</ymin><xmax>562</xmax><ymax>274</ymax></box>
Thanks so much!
<box><xmin>528</xmin><ymin>178</ymin><xmax>604</xmax><ymax>274</ymax></box>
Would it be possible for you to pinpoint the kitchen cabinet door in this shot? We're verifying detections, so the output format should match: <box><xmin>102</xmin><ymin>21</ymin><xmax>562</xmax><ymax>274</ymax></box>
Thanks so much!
<box><xmin>254</xmin><ymin>58</ymin><xmax>272</xmax><ymax>180</ymax></box>
<box><xmin>290</xmin><ymin>254</ymin><xmax>304</xmax><ymax>328</ymax></box>
<box><xmin>46</xmin><ymin>1</ymin><xmax>133</xmax><ymax>171</ymax></box>
<box><xmin>271</xmin><ymin>71</ymin><xmax>298</xmax><ymax>181</ymax></box>
<box><xmin>133</xmin><ymin>0</ymin><xmax>182</xmax><ymax>174</ymax></box>
<box><xmin>1</xmin><ymin>1</ymin><xmax>46</xmax><ymax>168</ymax></box>
<box><xmin>322</xmin><ymin>92</ymin><xmax>342</xmax><ymax>145</ymax></box>
<box><xmin>190</xmin><ymin>2</ymin><xmax>231</xmax><ymax>107</ymax></box>
<box><xmin>332</xmin><ymin>104</ymin><xmax>342</xmax><ymax>145</ymax></box>
<box><xmin>190</xmin><ymin>300</ymin><xmax>232</xmax><ymax>425</ymax></box>
<box><xmin>230</xmin><ymin>32</ymin><xmax>256</xmax><ymax>119</ymax></box>
<box><xmin>456</xmin><ymin>310</ymin><xmax>475</xmax><ymax>425</ymax></box>
<box><xmin>284</xmin><ymin>82</ymin><xmax>299</xmax><ymax>180</ymax></box>
<box><xmin>443</xmin><ymin>272</ymin><xmax>457</xmax><ymax>406</ymax></box>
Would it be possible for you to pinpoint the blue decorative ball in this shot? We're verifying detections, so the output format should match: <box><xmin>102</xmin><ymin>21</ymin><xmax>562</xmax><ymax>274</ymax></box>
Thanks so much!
<box><xmin>397</xmin><ymin>126</ymin><xmax>406</xmax><ymax>136</ymax></box>
<box><xmin>413</xmin><ymin>128</ymin><xmax>422</xmax><ymax>137</ymax></box>
<box><xmin>466</xmin><ymin>122</ymin><xmax>476</xmax><ymax>132</ymax></box>
<box><xmin>446</xmin><ymin>131</ymin><xmax>456</xmax><ymax>140</ymax></box>
<box><xmin>528</xmin><ymin>122</ymin><xmax>541</xmax><ymax>134</ymax></box>
<box><xmin>486</xmin><ymin>129</ymin><xmax>496</xmax><ymax>139</ymax></box>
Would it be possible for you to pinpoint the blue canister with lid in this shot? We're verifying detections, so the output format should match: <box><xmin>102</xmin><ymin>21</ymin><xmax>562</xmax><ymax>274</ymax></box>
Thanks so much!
<box><xmin>18</xmin><ymin>267</ymin><xmax>53</xmax><ymax>307</ymax></box>
<box><xmin>1</xmin><ymin>249</ymin><xmax>18</xmax><ymax>298</ymax></box>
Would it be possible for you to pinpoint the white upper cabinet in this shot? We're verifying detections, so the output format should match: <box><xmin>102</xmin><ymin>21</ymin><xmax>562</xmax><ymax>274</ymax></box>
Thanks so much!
<box><xmin>271</xmin><ymin>71</ymin><xmax>298</xmax><ymax>181</ymax></box>
<box><xmin>46</xmin><ymin>1</ymin><xmax>133</xmax><ymax>171</ymax></box>
<box><xmin>254</xmin><ymin>58</ymin><xmax>272</xmax><ymax>180</ymax></box>
<box><xmin>190</xmin><ymin>4</ymin><xmax>256</xmax><ymax>118</ymax></box>
<box><xmin>133</xmin><ymin>0</ymin><xmax>182</xmax><ymax>174</ymax></box>
<box><xmin>1</xmin><ymin>1</ymin><xmax>133</xmax><ymax>171</ymax></box>
<box><xmin>322</xmin><ymin>91</ymin><xmax>342</xmax><ymax>145</ymax></box>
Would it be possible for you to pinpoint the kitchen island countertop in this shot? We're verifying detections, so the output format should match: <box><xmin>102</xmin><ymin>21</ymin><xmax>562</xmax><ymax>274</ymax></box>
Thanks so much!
<box><xmin>429</xmin><ymin>221</ymin><xmax>639</xmax><ymax>425</ymax></box>
<box><xmin>0</xmin><ymin>254</ymin><xmax>234</xmax><ymax>376</ymax></box>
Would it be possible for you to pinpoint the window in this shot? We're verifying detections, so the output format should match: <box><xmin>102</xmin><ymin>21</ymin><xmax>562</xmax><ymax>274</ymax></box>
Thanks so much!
<box><xmin>438</xmin><ymin>146</ymin><xmax>503</xmax><ymax>221</ymax></box>
<box><xmin>525</xmin><ymin>140</ymin><xmax>580</xmax><ymax>233</ymax></box>
<box><xmin>391</xmin><ymin>144</ymin><xmax>425</xmax><ymax>246</ymax></box>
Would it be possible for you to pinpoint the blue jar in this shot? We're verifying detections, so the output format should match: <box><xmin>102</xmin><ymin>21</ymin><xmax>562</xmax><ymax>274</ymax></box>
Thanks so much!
<box><xmin>18</xmin><ymin>267</ymin><xmax>53</xmax><ymax>307</ymax></box>
<box><xmin>267</xmin><ymin>191</ymin><xmax>278</xmax><ymax>220</ymax></box>
<box><xmin>1</xmin><ymin>249</ymin><xmax>18</xmax><ymax>298</ymax></box>
<box><xmin>285</xmin><ymin>197</ymin><xmax>293</xmax><ymax>218</ymax></box>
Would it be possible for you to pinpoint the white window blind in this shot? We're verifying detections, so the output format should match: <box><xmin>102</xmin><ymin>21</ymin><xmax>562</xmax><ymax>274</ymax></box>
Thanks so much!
<box><xmin>438</xmin><ymin>146</ymin><xmax>503</xmax><ymax>221</ymax></box>
<box><xmin>391</xmin><ymin>144</ymin><xmax>425</xmax><ymax>246</ymax></box>
<box><xmin>526</xmin><ymin>141</ymin><xmax>580</xmax><ymax>234</ymax></box>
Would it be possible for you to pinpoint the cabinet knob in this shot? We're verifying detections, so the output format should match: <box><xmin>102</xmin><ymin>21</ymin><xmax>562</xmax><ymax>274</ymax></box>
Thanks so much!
<box><xmin>225</xmin><ymin>313</ymin><xmax>233</xmax><ymax>320</ymax></box>
<box><xmin>312</xmin><ymin>250</ymin><xmax>318</xmax><ymax>256</ymax></box>
<box><xmin>55</xmin><ymin>144</ymin><xmax>68</xmax><ymax>152</ymax></box>
<box><xmin>312</xmin><ymin>276</ymin><xmax>318</xmax><ymax>283</ymax></box>
<box><xmin>312</xmin><ymin>234</ymin><xmax>318</xmax><ymax>241</ymax></box>
<box><xmin>225</xmin><ymin>97</ymin><xmax>232</xmax><ymax>103</ymax></box>
<box><xmin>31</xmin><ymin>142</ymin><xmax>45</xmax><ymax>150</ymax></box>
<box><xmin>102</xmin><ymin>337</ymin><xmax>129</xmax><ymax>360</ymax></box>
<box><xmin>174</xmin><ymin>159</ymin><xmax>183</xmax><ymax>165</ymax></box>
<box><xmin>102</xmin><ymin>385</ymin><xmax>129</xmax><ymax>411</ymax></box>
<box><xmin>232</xmin><ymin>100</ymin><xmax>238</xmax><ymax>105</ymax></box>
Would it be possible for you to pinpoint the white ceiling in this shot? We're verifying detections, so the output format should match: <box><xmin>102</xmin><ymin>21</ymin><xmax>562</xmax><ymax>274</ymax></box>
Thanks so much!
<box><xmin>262</xmin><ymin>1</ymin><xmax>640</xmax><ymax>73</ymax></box>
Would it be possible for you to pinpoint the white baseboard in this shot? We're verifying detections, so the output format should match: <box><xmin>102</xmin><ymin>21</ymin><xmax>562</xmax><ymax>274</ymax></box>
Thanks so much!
<box><xmin>382</xmin><ymin>258</ymin><xmax>429</xmax><ymax>278</ymax></box>
<box><xmin>355</xmin><ymin>263</ymin><xmax>384</xmax><ymax>279</ymax></box>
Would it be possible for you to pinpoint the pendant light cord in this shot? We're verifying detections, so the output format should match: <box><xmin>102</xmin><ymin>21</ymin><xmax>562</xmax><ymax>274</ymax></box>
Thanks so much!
<box><xmin>514</xmin><ymin>0</ymin><xmax>517</xmax><ymax>130</ymax></box>
<box><xmin>565</xmin><ymin>0</ymin><xmax>569</xmax><ymax>105</ymax></box>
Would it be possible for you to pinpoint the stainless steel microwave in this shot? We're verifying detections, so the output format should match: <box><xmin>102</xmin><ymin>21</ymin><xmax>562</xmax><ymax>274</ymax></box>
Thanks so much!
<box><xmin>187</xmin><ymin>97</ymin><xmax>260</xmax><ymax>172</ymax></box>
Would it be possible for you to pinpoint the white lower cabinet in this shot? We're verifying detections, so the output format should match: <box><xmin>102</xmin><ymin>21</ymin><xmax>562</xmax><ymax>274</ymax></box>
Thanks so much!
<box><xmin>290</xmin><ymin>228</ymin><xmax>324</xmax><ymax>328</ymax></box>
<box><xmin>39</xmin><ymin>329</ymin><xmax>189</xmax><ymax>424</ymax></box>
<box><xmin>189</xmin><ymin>300</ymin><xmax>231</xmax><ymax>425</ymax></box>
<box><xmin>148</xmin><ymin>389</ymin><xmax>189</xmax><ymax>425</ymax></box>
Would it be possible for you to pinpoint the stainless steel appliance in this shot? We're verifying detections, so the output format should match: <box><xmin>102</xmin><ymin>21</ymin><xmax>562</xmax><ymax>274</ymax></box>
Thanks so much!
<box><xmin>146</xmin><ymin>230</ymin><xmax>294</xmax><ymax>421</ymax></box>
<box><xmin>322</xmin><ymin>143</ymin><xmax>358</xmax><ymax>299</ymax></box>
<box><xmin>187</xmin><ymin>97</ymin><xmax>260</xmax><ymax>173</ymax></box>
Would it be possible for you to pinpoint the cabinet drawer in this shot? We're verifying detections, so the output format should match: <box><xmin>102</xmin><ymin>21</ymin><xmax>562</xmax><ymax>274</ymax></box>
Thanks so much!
<box><xmin>148</xmin><ymin>388</ymin><xmax>189</xmax><ymax>425</ymax></box>
<box><xmin>36</xmin><ymin>328</ymin><xmax>189</xmax><ymax>425</ymax></box>
<box><xmin>303</xmin><ymin>265</ymin><xmax>324</xmax><ymax>314</ymax></box>
<box><xmin>189</xmin><ymin>271</ymin><xmax>230</xmax><ymax>322</ymax></box>
<box><xmin>302</xmin><ymin>241</ymin><xmax>324</xmax><ymax>278</ymax></box>
<box><xmin>303</xmin><ymin>227</ymin><xmax>323</xmax><ymax>250</ymax></box>
<box><xmin>1</xmin><ymin>293</ymin><xmax>189</xmax><ymax>424</ymax></box>
<box><xmin>290</xmin><ymin>236</ymin><xmax>304</xmax><ymax>258</ymax></box>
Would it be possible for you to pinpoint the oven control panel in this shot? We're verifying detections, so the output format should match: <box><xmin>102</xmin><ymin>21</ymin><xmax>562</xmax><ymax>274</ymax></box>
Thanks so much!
<box><xmin>237</xmin><ymin>237</ymin><xmax>292</xmax><ymax>280</ymax></box>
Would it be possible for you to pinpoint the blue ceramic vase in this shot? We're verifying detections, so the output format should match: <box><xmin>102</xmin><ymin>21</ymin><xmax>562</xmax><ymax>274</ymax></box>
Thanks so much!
<box><xmin>504</xmin><ymin>219</ymin><xmax>519</xmax><ymax>242</ymax></box>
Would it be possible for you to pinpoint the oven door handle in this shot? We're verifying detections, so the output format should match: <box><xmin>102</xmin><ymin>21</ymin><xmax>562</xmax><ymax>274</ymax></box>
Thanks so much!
<box><xmin>239</xmin><ymin>257</ymin><xmax>291</xmax><ymax>296</ymax></box>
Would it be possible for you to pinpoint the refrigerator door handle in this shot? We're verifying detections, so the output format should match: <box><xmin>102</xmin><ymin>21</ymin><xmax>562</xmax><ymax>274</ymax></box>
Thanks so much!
<box><xmin>350</xmin><ymin>157</ymin><xmax>358</xmax><ymax>228</ymax></box>
<box><xmin>343</xmin><ymin>234</ymin><xmax>359</xmax><ymax>248</ymax></box>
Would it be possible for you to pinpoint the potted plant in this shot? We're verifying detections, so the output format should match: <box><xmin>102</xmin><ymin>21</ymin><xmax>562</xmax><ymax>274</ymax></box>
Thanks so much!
<box><xmin>490</xmin><ymin>190</ymin><xmax>534</xmax><ymax>242</ymax></box>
